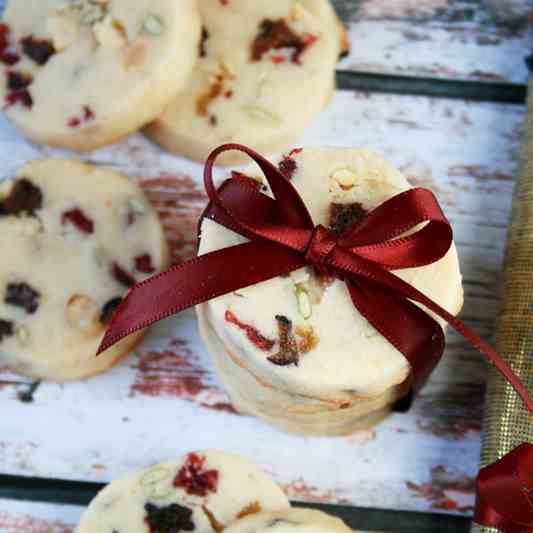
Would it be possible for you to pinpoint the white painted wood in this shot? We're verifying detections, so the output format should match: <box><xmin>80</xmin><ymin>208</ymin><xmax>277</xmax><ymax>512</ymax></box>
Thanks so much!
<box><xmin>0</xmin><ymin>91</ymin><xmax>524</xmax><ymax>518</ymax></box>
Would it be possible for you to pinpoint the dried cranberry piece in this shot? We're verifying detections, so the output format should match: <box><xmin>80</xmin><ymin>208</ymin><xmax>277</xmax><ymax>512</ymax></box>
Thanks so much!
<box><xmin>67</xmin><ymin>105</ymin><xmax>95</xmax><ymax>128</ymax></box>
<box><xmin>0</xmin><ymin>24</ymin><xmax>20</xmax><ymax>66</ymax></box>
<box><xmin>83</xmin><ymin>105</ymin><xmax>94</xmax><ymax>121</ymax></box>
<box><xmin>199</xmin><ymin>27</ymin><xmax>209</xmax><ymax>57</ymax></box>
<box><xmin>268</xmin><ymin>315</ymin><xmax>299</xmax><ymax>366</ymax></box>
<box><xmin>5</xmin><ymin>283</ymin><xmax>40</xmax><ymax>314</ymax></box>
<box><xmin>0</xmin><ymin>51</ymin><xmax>20</xmax><ymax>65</ymax></box>
<box><xmin>61</xmin><ymin>208</ymin><xmax>94</xmax><ymax>234</ymax></box>
<box><xmin>329</xmin><ymin>202</ymin><xmax>366</xmax><ymax>236</ymax></box>
<box><xmin>278</xmin><ymin>156</ymin><xmax>297</xmax><ymax>180</ymax></box>
<box><xmin>225</xmin><ymin>310</ymin><xmax>275</xmax><ymax>352</ymax></box>
<box><xmin>0</xmin><ymin>319</ymin><xmax>14</xmax><ymax>342</ymax></box>
<box><xmin>6</xmin><ymin>71</ymin><xmax>32</xmax><ymax>91</ymax></box>
<box><xmin>135</xmin><ymin>254</ymin><xmax>155</xmax><ymax>274</ymax></box>
<box><xmin>5</xmin><ymin>88</ymin><xmax>32</xmax><ymax>108</ymax></box>
<box><xmin>21</xmin><ymin>35</ymin><xmax>55</xmax><ymax>65</ymax></box>
<box><xmin>0</xmin><ymin>179</ymin><xmax>42</xmax><ymax>217</ymax></box>
<box><xmin>100</xmin><ymin>297</ymin><xmax>122</xmax><ymax>324</ymax></box>
<box><xmin>251</xmin><ymin>19</ymin><xmax>316</xmax><ymax>64</ymax></box>
<box><xmin>0</xmin><ymin>23</ymin><xmax>9</xmax><ymax>48</ymax></box>
<box><xmin>174</xmin><ymin>453</ymin><xmax>219</xmax><ymax>497</ymax></box>
<box><xmin>144</xmin><ymin>503</ymin><xmax>195</xmax><ymax>533</ymax></box>
<box><xmin>112</xmin><ymin>263</ymin><xmax>136</xmax><ymax>288</ymax></box>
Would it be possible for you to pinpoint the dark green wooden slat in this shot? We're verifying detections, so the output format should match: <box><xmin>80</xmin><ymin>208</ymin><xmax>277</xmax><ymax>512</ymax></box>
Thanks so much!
<box><xmin>336</xmin><ymin>71</ymin><xmax>527</xmax><ymax>104</ymax></box>
<box><xmin>0</xmin><ymin>474</ymin><xmax>471</xmax><ymax>532</ymax></box>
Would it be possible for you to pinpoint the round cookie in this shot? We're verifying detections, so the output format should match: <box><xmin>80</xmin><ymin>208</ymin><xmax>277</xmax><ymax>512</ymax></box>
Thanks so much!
<box><xmin>225</xmin><ymin>509</ymin><xmax>353</xmax><ymax>533</ymax></box>
<box><xmin>0</xmin><ymin>159</ymin><xmax>169</xmax><ymax>381</ymax></box>
<box><xmin>145</xmin><ymin>0</ymin><xmax>344</xmax><ymax>166</ymax></box>
<box><xmin>0</xmin><ymin>0</ymin><xmax>201</xmax><ymax>151</ymax></box>
<box><xmin>76</xmin><ymin>450</ymin><xmax>290</xmax><ymax>533</ymax></box>
<box><xmin>197</xmin><ymin>147</ymin><xmax>464</xmax><ymax>435</ymax></box>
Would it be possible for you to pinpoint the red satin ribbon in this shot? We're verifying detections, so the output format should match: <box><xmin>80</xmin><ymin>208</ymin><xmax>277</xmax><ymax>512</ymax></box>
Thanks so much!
<box><xmin>98</xmin><ymin>144</ymin><xmax>533</xmax><ymax>532</ymax></box>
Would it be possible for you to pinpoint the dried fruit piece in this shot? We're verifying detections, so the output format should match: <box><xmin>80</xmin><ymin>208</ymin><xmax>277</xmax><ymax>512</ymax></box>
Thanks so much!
<box><xmin>174</xmin><ymin>452</ymin><xmax>219</xmax><ymax>497</ymax></box>
<box><xmin>237</xmin><ymin>501</ymin><xmax>262</xmax><ymax>519</ymax></box>
<box><xmin>0</xmin><ymin>319</ymin><xmax>14</xmax><ymax>342</ymax></box>
<box><xmin>68</xmin><ymin>105</ymin><xmax>95</xmax><ymax>128</ymax></box>
<box><xmin>268</xmin><ymin>315</ymin><xmax>299</xmax><ymax>366</ymax></box>
<box><xmin>202</xmin><ymin>507</ymin><xmax>224</xmax><ymax>533</ymax></box>
<box><xmin>6</xmin><ymin>71</ymin><xmax>32</xmax><ymax>91</ymax></box>
<box><xmin>21</xmin><ymin>35</ymin><xmax>56</xmax><ymax>65</ymax></box>
<box><xmin>112</xmin><ymin>263</ymin><xmax>136</xmax><ymax>288</ymax></box>
<box><xmin>225</xmin><ymin>310</ymin><xmax>275</xmax><ymax>352</ymax></box>
<box><xmin>144</xmin><ymin>503</ymin><xmax>195</xmax><ymax>533</ymax></box>
<box><xmin>0</xmin><ymin>179</ymin><xmax>42</xmax><ymax>217</ymax></box>
<box><xmin>5</xmin><ymin>282</ymin><xmax>40</xmax><ymax>314</ymax></box>
<box><xmin>100</xmin><ymin>297</ymin><xmax>122</xmax><ymax>324</ymax></box>
<box><xmin>135</xmin><ymin>254</ymin><xmax>156</xmax><ymax>274</ymax></box>
<box><xmin>0</xmin><ymin>23</ymin><xmax>20</xmax><ymax>66</ymax></box>
<box><xmin>278</xmin><ymin>156</ymin><xmax>297</xmax><ymax>180</ymax></box>
<box><xmin>4</xmin><ymin>89</ymin><xmax>32</xmax><ymax>109</ymax></box>
<box><xmin>251</xmin><ymin>19</ymin><xmax>317</xmax><ymax>64</ymax></box>
<box><xmin>295</xmin><ymin>285</ymin><xmax>312</xmax><ymax>319</ymax></box>
<box><xmin>199</xmin><ymin>27</ymin><xmax>209</xmax><ymax>57</ymax></box>
<box><xmin>196</xmin><ymin>74</ymin><xmax>224</xmax><ymax>117</ymax></box>
<box><xmin>329</xmin><ymin>202</ymin><xmax>366</xmax><ymax>236</ymax></box>
<box><xmin>61</xmin><ymin>208</ymin><xmax>94</xmax><ymax>234</ymax></box>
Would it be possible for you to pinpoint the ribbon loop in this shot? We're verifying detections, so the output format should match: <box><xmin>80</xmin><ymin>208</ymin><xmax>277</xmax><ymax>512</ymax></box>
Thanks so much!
<box><xmin>304</xmin><ymin>225</ymin><xmax>337</xmax><ymax>274</ymax></box>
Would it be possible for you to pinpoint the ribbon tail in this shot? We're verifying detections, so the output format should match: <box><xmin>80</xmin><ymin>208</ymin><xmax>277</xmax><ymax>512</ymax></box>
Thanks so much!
<box><xmin>347</xmin><ymin>278</ymin><xmax>445</xmax><ymax>395</ymax></box>
<box><xmin>98</xmin><ymin>241</ymin><xmax>305</xmax><ymax>354</ymax></box>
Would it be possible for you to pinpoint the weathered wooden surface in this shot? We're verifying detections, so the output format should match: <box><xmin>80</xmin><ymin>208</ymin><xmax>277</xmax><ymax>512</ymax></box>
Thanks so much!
<box><xmin>0</xmin><ymin>91</ymin><xmax>525</xmax><ymax>519</ymax></box>
<box><xmin>335</xmin><ymin>0</ymin><xmax>533</xmax><ymax>83</ymax></box>
<box><xmin>0</xmin><ymin>501</ymin><xmax>79</xmax><ymax>533</ymax></box>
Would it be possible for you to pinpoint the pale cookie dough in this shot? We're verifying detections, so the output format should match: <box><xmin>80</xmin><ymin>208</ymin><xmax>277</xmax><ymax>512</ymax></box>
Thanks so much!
<box><xmin>0</xmin><ymin>159</ymin><xmax>169</xmax><ymax>381</ymax></box>
<box><xmin>76</xmin><ymin>450</ymin><xmax>290</xmax><ymax>533</ymax></box>
<box><xmin>225</xmin><ymin>509</ymin><xmax>353</xmax><ymax>533</ymax></box>
<box><xmin>197</xmin><ymin>147</ymin><xmax>464</xmax><ymax>435</ymax></box>
<box><xmin>0</xmin><ymin>0</ymin><xmax>201</xmax><ymax>151</ymax></box>
<box><xmin>146</xmin><ymin>0</ymin><xmax>345</xmax><ymax>166</ymax></box>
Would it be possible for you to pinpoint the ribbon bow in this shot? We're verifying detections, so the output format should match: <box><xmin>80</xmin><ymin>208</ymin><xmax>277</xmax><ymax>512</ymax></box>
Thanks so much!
<box><xmin>99</xmin><ymin>144</ymin><xmax>533</xmax><ymax>532</ymax></box>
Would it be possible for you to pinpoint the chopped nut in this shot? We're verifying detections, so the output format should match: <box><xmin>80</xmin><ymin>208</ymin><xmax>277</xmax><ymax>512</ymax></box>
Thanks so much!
<box><xmin>295</xmin><ymin>285</ymin><xmax>312</xmax><ymax>319</ymax></box>
<box><xmin>296</xmin><ymin>325</ymin><xmax>319</xmax><ymax>353</ymax></box>
<box><xmin>219</xmin><ymin>57</ymin><xmax>237</xmax><ymax>79</ymax></box>
<box><xmin>331</xmin><ymin>167</ymin><xmax>357</xmax><ymax>190</ymax></box>
<box><xmin>15</xmin><ymin>324</ymin><xmax>30</xmax><ymax>346</ymax></box>
<box><xmin>143</xmin><ymin>14</ymin><xmax>164</xmax><ymax>36</ymax></box>
<box><xmin>66</xmin><ymin>295</ymin><xmax>103</xmax><ymax>336</ymax></box>
<box><xmin>94</xmin><ymin>16</ymin><xmax>127</xmax><ymax>48</ymax></box>
<box><xmin>268</xmin><ymin>315</ymin><xmax>299</xmax><ymax>366</ymax></box>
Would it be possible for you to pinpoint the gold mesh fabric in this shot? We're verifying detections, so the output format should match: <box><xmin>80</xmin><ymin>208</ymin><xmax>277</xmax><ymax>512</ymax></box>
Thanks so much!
<box><xmin>471</xmin><ymin>79</ymin><xmax>533</xmax><ymax>532</ymax></box>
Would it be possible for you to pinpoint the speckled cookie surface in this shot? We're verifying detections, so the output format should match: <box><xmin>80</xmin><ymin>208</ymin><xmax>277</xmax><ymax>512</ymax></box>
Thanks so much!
<box><xmin>146</xmin><ymin>0</ymin><xmax>343</xmax><ymax>165</ymax></box>
<box><xmin>76</xmin><ymin>451</ymin><xmax>290</xmax><ymax>533</ymax></box>
<box><xmin>197</xmin><ymin>148</ymin><xmax>464</xmax><ymax>403</ymax></box>
<box><xmin>0</xmin><ymin>0</ymin><xmax>201</xmax><ymax>151</ymax></box>
<box><xmin>225</xmin><ymin>509</ymin><xmax>354</xmax><ymax>533</ymax></box>
<box><xmin>0</xmin><ymin>159</ymin><xmax>169</xmax><ymax>381</ymax></box>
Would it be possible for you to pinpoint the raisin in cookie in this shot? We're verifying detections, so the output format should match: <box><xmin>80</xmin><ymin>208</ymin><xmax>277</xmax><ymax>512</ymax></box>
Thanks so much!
<box><xmin>196</xmin><ymin>147</ymin><xmax>464</xmax><ymax>436</ymax></box>
<box><xmin>0</xmin><ymin>0</ymin><xmax>201</xmax><ymax>151</ymax></box>
<box><xmin>0</xmin><ymin>159</ymin><xmax>169</xmax><ymax>381</ymax></box>
<box><xmin>145</xmin><ymin>0</ymin><xmax>345</xmax><ymax>166</ymax></box>
<box><xmin>76</xmin><ymin>451</ymin><xmax>290</xmax><ymax>533</ymax></box>
<box><xmin>225</xmin><ymin>509</ymin><xmax>353</xmax><ymax>533</ymax></box>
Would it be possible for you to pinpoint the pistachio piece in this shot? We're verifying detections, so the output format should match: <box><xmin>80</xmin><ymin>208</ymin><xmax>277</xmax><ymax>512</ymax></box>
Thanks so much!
<box><xmin>295</xmin><ymin>285</ymin><xmax>312</xmax><ymax>320</ymax></box>
<box><xmin>140</xmin><ymin>467</ymin><xmax>170</xmax><ymax>486</ymax></box>
<box><xmin>140</xmin><ymin>467</ymin><xmax>173</xmax><ymax>500</ymax></box>
<box><xmin>242</xmin><ymin>105</ymin><xmax>282</xmax><ymax>126</ymax></box>
<box><xmin>143</xmin><ymin>14</ymin><xmax>164</xmax><ymax>36</ymax></box>
<box><xmin>15</xmin><ymin>324</ymin><xmax>30</xmax><ymax>346</ymax></box>
<box><xmin>128</xmin><ymin>197</ymin><xmax>147</xmax><ymax>216</ymax></box>
<box><xmin>66</xmin><ymin>294</ymin><xmax>103</xmax><ymax>336</ymax></box>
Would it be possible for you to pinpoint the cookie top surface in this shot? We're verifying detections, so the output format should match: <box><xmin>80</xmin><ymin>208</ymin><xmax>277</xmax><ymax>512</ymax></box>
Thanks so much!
<box><xmin>0</xmin><ymin>0</ymin><xmax>201</xmax><ymax>150</ymax></box>
<box><xmin>0</xmin><ymin>159</ymin><xmax>168</xmax><ymax>381</ymax></box>
<box><xmin>75</xmin><ymin>450</ymin><xmax>290</xmax><ymax>533</ymax></box>
<box><xmin>198</xmin><ymin>147</ymin><xmax>464</xmax><ymax>399</ymax></box>
<box><xmin>146</xmin><ymin>0</ymin><xmax>342</xmax><ymax>164</ymax></box>
<box><xmin>225</xmin><ymin>509</ymin><xmax>353</xmax><ymax>533</ymax></box>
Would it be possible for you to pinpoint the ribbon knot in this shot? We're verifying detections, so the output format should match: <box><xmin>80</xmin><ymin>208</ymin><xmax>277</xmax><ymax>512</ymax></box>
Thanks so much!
<box><xmin>97</xmin><ymin>143</ymin><xmax>533</xmax><ymax>533</ymax></box>
<box><xmin>304</xmin><ymin>225</ymin><xmax>337</xmax><ymax>275</ymax></box>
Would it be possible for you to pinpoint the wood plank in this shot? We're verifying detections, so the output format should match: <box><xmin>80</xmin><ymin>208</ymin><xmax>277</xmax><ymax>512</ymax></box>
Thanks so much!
<box><xmin>335</xmin><ymin>0</ymin><xmax>533</xmax><ymax>83</ymax></box>
<box><xmin>0</xmin><ymin>90</ymin><xmax>524</xmax><ymax>515</ymax></box>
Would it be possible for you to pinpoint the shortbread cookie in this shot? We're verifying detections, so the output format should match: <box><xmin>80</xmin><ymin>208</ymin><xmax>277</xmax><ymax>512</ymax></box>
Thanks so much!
<box><xmin>197</xmin><ymin>147</ymin><xmax>463</xmax><ymax>435</ymax></box>
<box><xmin>0</xmin><ymin>0</ymin><xmax>201</xmax><ymax>151</ymax></box>
<box><xmin>76</xmin><ymin>451</ymin><xmax>290</xmax><ymax>533</ymax></box>
<box><xmin>225</xmin><ymin>508</ymin><xmax>353</xmax><ymax>533</ymax></box>
<box><xmin>0</xmin><ymin>159</ymin><xmax>169</xmax><ymax>381</ymax></box>
<box><xmin>146</xmin><ymin>1</ymin><xmax>344</xmax><ymax>166</ymax></box>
